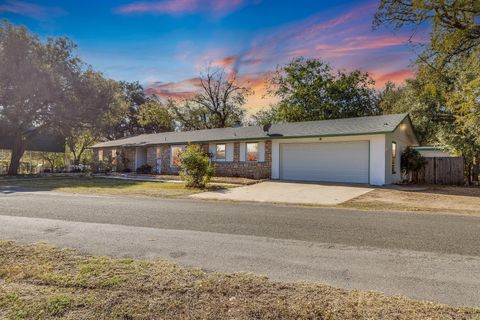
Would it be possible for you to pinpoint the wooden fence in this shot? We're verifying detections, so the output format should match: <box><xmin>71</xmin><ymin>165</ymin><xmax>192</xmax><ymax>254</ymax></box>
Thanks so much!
<box><xmin>412</xmin><ymin>157</ymin><xmax>465</xmax><ymax>185</ymax></box>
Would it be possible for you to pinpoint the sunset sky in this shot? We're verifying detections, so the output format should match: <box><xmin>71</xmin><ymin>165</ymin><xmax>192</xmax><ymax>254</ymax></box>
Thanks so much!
<box><xmin>1</xmin><ymin>0</ymin><xmax>424</xmax><ymax>113</ymax></box>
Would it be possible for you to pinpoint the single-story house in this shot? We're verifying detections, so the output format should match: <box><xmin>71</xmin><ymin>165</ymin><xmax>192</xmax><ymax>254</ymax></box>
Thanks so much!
<box><xmin>415</xmin><ymin>146</ymin><xmax>453</xmax><ymax>158</ymax></box>
<box><xmin>91</xmin><ymin>113</ymin><xmax>418</xmax><ymax>185</ymax></box>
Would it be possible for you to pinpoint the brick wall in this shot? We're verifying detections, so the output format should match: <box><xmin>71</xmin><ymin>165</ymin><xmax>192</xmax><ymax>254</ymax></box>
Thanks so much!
<box><xmin>95</xmin><ymin>140</ymin><xmax>272</xmax><ymax>179</ymax></box>
<box><xmin>93</xmin><ymin>147</ymin><xmax>135</xmax><ymax>172</ymax></box>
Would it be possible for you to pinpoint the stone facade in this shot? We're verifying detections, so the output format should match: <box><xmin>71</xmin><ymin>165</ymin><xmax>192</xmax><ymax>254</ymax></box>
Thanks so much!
<box><xmin>93</xmin><ymin>147</ymin><xmax>135</xmax><ymax>172</ymax></box>
<box><xmin>213</xmin><ymin>141</ymin><xmax>271</xmax><ymax>179</ymax></box>
<box><xmin>94</xmin><ymin>140</ymin><xmax>272</xmax><ymax>179</ymax></box>
<box><xmin>146</xmin><ymin>146</ymin><xmax>157</xmax><ymax>169</ymax></box>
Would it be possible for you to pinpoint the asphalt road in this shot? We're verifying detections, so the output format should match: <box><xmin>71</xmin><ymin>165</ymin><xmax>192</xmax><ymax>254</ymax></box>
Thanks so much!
<box><xmin>1</xmin><ymin>189</ymin><xmax>480</xmax><ymax>307</ymax></box>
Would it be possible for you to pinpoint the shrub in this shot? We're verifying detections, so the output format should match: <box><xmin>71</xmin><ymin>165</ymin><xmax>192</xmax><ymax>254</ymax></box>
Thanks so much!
<box><xmin>401</xmin><ymin>146</ymin><xmax>427</xmax><ymax>182</ymax></box>
<box><xmin>179</xmin><ymin>145</ymin><xmax>214</xmax><ymax>188</ymax></box>
<box><xmin>136</xmin><ymin>164</ymin><xmax>152</xmax><ymax>174</ymax></box>
<box><xmin>118</xmin><ymin>148</ymin><xmax>131</xmax><ymax>172</ymax></box>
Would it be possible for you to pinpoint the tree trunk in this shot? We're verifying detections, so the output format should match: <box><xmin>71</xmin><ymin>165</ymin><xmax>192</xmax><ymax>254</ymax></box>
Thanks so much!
<box><xmin>7</xmin><ymin>133</ymin><xmax>27</xmax><ymax>176</ymax></box>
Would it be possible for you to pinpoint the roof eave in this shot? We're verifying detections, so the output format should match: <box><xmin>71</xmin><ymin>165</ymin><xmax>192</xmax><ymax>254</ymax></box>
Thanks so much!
<box><xmin>90</xmin><ymin>131</ymin><xmax>396</xmax><ymax>148</ymax></box>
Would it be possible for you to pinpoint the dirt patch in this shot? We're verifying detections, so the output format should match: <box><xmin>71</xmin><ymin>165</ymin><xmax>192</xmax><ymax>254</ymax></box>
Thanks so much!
<box><xmin>342</xmin><ymin>186</ymin><xmax>480</xmax><ymax>216</ymax></box>
<box><xmin>0</xmin><ymin>241</ymin><xmax>478</xmax><ymax>320</ymax></box>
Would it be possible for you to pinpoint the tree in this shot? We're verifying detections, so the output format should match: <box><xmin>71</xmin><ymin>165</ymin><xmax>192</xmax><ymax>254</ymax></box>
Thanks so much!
<box><xmin>0</xmin><ymin>20</ymin><xmax>125</xmax><ymax>175</ymax></box>
<box><xmin>442</xmin><ymin>48</ymin><xmax>480</xmax><ymax>145</ymax></box>
<box><xmin>255</xmin><ymin>58</ymin><xmax>379</xmax><ymax>124</ymax></box>
<box><xmin>62</xmin><ymin>70</ymin><xmax>126</xmax><ymax>165</ymax></box>
<box><xmin>40</xmin><ymin>152</ymin><xmax>65</xmax><ymax>173</ymax></box>
<box><xmin>0</xmin><ymin>21</ymin><xmax>79</xmax><ymax>175</ymax></box>
<box><xmin>379</xmin><ymin>79</ymin><xmax>453</xmax><ymax>145</ymax></box>
<box><xmin>136</xmin><ymin>99</ymin><xmax>174</xmax><ymax>133</ymax></box>
<box><xmin>374</xmin><ymin>0</ymin><xmax>480</xmax><ymax>142</ymax></box>
<box><xmin>179</xmin><ymin>144</ymin><xmax>214</xmax><ymax>188</ymax></box>
<box><xmin>374</xmin><ymin>1</ymin><xmax>480</xmax><ymax>183</ymax></box>
<box><xmin>373</xmin><ymin>0</ymin><xmax>480</xmax><ymax>67</ymax></box>
<box><xmin>110</xmin><ymin>81</ymin><xmax>150</xmax><ymax>139</ymax></box>
<box><xmin>171</xmin><ymin>68</ymin><xmax>251</xmax><ymax>130</ymax></box>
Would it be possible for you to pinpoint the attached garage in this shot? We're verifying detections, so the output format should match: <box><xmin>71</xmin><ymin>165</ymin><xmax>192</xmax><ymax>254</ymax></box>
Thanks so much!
<box><xmin>279</xmin><ymin>141</ymin><xmax>370</xmax><ymax>184</ymax></box>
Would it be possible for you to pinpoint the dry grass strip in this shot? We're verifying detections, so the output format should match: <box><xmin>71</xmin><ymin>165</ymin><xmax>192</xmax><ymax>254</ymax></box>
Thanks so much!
<box><xmin>0</xmin><ymin>241</ymin><xmax>478</xmax><ymax>320</ymax></box>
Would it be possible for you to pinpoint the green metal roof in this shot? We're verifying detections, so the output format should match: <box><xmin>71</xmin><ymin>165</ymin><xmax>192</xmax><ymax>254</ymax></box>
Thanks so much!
<box><xmin>414</xmin><ymin>146</ymin><xmax>447</xmax><ymax>151</ymax></box>
<box><xmin>91</xmin><ymin>113</ymin><xmax>410</xmax><ymax>148</ymax></box>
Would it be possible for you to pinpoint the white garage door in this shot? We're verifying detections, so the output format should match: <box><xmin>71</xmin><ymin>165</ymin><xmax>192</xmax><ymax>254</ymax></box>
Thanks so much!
<box><xmin>279</xmin><ymin>141</ymin><xmax>369</xmax><ymax>183</ymax></box>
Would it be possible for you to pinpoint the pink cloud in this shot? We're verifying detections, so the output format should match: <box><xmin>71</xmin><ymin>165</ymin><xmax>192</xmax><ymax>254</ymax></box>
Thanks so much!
<box><xmin>212</xmin><ymin>56</ymin><xmax>239</xmax><ymax>67</ymax></box>
<box><xmin>143</xmin><ymin>2</ymin><xmax>417</xmax><ymax>111</ymax></box>
<box><xmin>0</xmin><ymin>0</ymin><xmax>65</xmax><ymax>20</ymax></box>
<box><xmin>372</xmin><ymin>68</ymin><xmax>416</xmax><ymax>86</ymax></box>
<box><xmin>115</xmin><ymin>0</ymin><xmax>249</xmax><ymax>17</ymax></box>
<box><xmin>145</xmin><ymin>78</ymin><xmax>202</xmax><ymax>101</ymax></box>
<box><xmin>116</xmin><ymin>0</ymin><xmax>198</xmax><ymax>15</ymax></box>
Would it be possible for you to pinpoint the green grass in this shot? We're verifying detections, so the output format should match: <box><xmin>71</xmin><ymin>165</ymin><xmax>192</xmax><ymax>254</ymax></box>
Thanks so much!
<box><xmin>0</xmin><ymin>241</ymin><xmax>478</xmax><ymax>320</ymax></box>
<box><xmin>0</xmin><ymin>177</ymin><xmax>229</xmax><ymax>198</ymax></box>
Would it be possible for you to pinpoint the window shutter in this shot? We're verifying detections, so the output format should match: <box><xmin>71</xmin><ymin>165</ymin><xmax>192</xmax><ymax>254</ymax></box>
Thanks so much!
<box><xmin>239</xmin><ymin>143</ymin><xmax>246</xmax><ymax>161</ymax></box>
<box><xmin>226</xmin><ymin>143</ymin><xmax>234</xmax><ymax>162</ymax></box>
<box><xmin>258</xmin><ymin>142</ymin><xmax>265</xmax><ymax>162</ymax></box>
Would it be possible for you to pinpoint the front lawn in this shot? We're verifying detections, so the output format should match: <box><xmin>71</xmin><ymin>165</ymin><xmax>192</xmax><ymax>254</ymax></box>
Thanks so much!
<box><xmin>0</xmin><ymin>241</ymin><xmax>478</xmax><ymax>320</ymax></box>
<box><xmin>0</xmin><ymin>177</ymin><xmax>227</xmax><ymax>198</ymax></box>
<box><xmin>342</xmin><ymin>186</ymin><xmax>480</xmax><ymax>216</ymax></box>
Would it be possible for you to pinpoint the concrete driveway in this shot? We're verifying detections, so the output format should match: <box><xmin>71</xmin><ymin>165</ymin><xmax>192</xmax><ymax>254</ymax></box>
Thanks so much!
<box><xmin>191</xmin><ymin>181</ymin><xmax>374</xmax><ymax>205</ymax></box>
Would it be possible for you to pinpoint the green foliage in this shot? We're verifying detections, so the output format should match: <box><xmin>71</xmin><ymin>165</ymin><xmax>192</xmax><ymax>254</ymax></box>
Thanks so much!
<box><xmin>136</xmin><ymin>100</ymin><xmax>174</xmax><ymax>133</ymax></box>
<box><xmin>136</xmin><ymin>164</ymin><xmax>152</xmax><ymax>174</ymax></box>
<box><xmin>0</xmin><ymin>20</ymin><xmax>125</xmax><ymax>175</ymax></box>
<box><xmin>117</xmin><ymin>147</ymin><xmax>131</xmax><ymax>172</ymax></box>
<box><xmin>401</xmin><ymin>147</ymin><xmax>427</xmax><ymax>175</ymax></box>
<box><xmin>93</xmin><ymin>155</ymin><xmax>113</xmax><ymax>174</ymax></box>
<box><xmin>374</xmin><ymin>0</ymin><xmax>480</xmax><ymax>183</ymax></box>
<box><xmin>442</xmin><ymin>48</ymin><xmax>480</xmax><ymax>145</ymax></box>
<box><xmin>373</xmin><ymin>0</ymin><xmax>480</xmax><ymax>67</ymax></box>
<box><xmin>63</xmin><ymin>70</ymin><xmax>127</xmax><ymax>165</ymax></box>
<box><xmin>110</xmin><ymin>81</ymin><xmax>149</xmax><ymax>139</ymax></box>
<box><xmin>379</xmin><ymin>79</ymin><xmax>453</xmax><ymax>145</ymax></box>
<box><xmin>255</xmin><ymin>58</ymin><xmax>379</xmax><ymax>124</ymax></box>
<box><xmin>40</xmin><ymin>152</ymin><xmax>65</xmax><ymax>173</ymax></box>
<box><xmin>179</xmin><ymin>145</ymin><xmax>214</xmax><ymax>188</ymax></box>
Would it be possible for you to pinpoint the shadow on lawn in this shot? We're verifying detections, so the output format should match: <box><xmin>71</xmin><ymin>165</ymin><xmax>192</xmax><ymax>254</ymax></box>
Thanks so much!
<box><xmin>0</xmin><ymin>177</ymin><xmax>226</xmax><ymax>195</ymax></box>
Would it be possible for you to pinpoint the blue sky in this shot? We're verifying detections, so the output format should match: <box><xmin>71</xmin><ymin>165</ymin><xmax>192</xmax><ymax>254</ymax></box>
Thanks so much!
<box><xmin>0</xmin><ymin>0</ymin><xmax>422</xmax><ymax>111</ymax></box>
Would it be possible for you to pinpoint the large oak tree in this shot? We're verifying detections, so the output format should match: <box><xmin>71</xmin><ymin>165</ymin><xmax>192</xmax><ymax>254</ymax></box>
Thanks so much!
<box><xmin>253</xmin><ymin>58</ymin><xmax>379</xmax><ymax>124</ymax></box>
<box><xmin>0</xmin><ymin>21</ymin><xmax>124</xmax><ymax>174</ymax></box>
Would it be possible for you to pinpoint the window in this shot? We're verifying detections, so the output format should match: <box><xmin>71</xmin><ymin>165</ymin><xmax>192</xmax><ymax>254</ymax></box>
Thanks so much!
<box><xmin>171</xmin><ymin>146</ymin><xmax>184</xmax><ymax>167</ymax></box>
<box><xmin>98</xmin><ymin>149</ymin><xmax>103</xmax><ymax>161</ymax></box>
<box><xmin>246</xmin><ymin>143</ymin><xmax>259</xmax><ymax>161</ymax></box>
<box><xmin>216</xmin><ymin>144</ymin><xmax>226</xmax><ymax>160</ymax></box>
<box><xmin>391</xmin><ymin>142</ymin><xmax>397</xmax><ymax>174</ymax></box>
